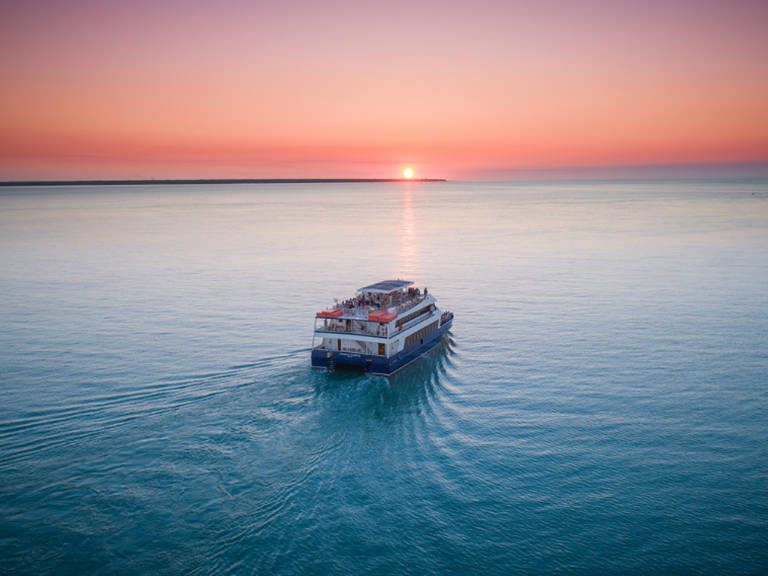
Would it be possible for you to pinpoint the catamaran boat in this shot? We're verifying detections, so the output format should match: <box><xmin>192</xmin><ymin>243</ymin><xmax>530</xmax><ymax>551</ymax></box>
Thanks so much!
<box><xmin>311</xmin><ymin>280</ymin><xmax>454</xmax><ymax>376</ymax></box>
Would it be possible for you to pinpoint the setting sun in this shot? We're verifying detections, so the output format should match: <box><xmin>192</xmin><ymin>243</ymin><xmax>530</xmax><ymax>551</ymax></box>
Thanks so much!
<box><xmin>403</xmin><ymin>167</ymin><xmax>415</xmax><ymax>179</ymax></box>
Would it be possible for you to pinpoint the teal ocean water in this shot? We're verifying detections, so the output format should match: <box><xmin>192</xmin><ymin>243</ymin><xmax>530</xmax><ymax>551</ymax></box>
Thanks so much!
<box><xmin>1</xmin><ymin>180</ymin><xmax>767</xmax><ymax>574</ymax></box>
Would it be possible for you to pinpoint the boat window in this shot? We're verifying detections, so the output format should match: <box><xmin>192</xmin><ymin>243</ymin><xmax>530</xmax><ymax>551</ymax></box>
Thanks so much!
<box><xmin>397</xmin><ymin>306</ymin><xmax>432</xmax><ymax>328</ymax></box>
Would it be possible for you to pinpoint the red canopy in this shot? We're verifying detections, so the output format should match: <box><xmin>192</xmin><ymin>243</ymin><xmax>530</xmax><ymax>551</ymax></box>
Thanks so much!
<box><xmin>316</xmin><ymin>308</ymin><xmax>344</xmax><ymax>318</ymax></box>
<box><xmin>368</xmin><ymin>310</ymin><xmax>397</xmax><ymax>323</ymax></box>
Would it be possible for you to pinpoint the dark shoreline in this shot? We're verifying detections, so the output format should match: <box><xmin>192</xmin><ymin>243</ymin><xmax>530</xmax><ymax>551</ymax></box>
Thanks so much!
<box><xmin>0</xmin><ymin>178</ymin><xmax>445</xmax><ymax>187</ymax></box>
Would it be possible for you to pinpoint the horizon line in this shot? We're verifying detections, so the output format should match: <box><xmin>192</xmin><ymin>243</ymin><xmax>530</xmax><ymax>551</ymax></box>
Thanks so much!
<box><xmin>0</xmin><ymin>178</ymin><xmax>447</xmax><ymax>187</ymax></box>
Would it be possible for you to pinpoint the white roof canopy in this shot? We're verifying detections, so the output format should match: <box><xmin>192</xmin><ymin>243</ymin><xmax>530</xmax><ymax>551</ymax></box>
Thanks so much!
<box><xmin>358</xmin><ymin>280</ymin><xmax>413</xmax><ymax>294</ymax></box>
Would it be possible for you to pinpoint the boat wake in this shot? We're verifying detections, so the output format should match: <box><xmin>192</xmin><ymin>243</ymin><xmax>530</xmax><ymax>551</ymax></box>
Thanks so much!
<box><xmin>0</xmin><ymin>349</ymin><xmax>311</xmax><ymax>467</ymax></box>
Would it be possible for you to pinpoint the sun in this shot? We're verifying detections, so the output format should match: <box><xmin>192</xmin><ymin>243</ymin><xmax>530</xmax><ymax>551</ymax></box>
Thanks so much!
<box><xmin>402</xmin><ymin>167</ymin><xmax>415</xmax><ymax>179</ymax></box>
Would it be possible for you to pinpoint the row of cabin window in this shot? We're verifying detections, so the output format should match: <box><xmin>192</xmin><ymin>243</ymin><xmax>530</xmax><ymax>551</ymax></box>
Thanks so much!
<box><xmin>397</xmin><ymin>304</ymin><xmax>436</xmax><ymax>328</ymax></box>
<box><xmin>404</xmin><ymin>321</ymin><xmax>439</xmax><ymax>349</ymax></box>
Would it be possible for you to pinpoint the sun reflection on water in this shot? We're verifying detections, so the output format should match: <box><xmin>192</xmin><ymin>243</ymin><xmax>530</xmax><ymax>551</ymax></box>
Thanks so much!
<box><xmin>397</xmin><ymin>186</ymin><xmax>421</xmax><ymax>282</ymax></box>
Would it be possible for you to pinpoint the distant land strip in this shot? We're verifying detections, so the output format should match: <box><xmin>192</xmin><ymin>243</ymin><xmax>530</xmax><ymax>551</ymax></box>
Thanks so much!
<box><xmin>0</xmin><ymin>178</ymin><xmax>446</xmax><ymax>187</ymax></box>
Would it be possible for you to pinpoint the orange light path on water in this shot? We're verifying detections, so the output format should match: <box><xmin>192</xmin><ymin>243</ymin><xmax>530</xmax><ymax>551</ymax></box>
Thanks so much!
<box><xmin>397</xmin><ymin>187</ymin><xmax>420</xmax><ymax>282</ymax></box>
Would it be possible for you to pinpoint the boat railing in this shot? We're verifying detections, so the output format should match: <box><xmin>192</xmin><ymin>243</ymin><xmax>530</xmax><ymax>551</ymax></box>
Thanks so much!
<box><xmin>332</xmin><ymin>295</ymin><xmax>428</xmax><ymax>321</ymax></box>
<box><xmin>333</xmin><ymin>307</ymin><xmax>369</xmax><ymax>319</ymax></box>
<box><xmin>393</xmin><ymin>295</ymin><xmax>427</xmax><ymax>315</ymax></box>
<box><xmin>316</xmin><ymin>323</ymin><xmax>389</xmax><ymax>338</ymax></box>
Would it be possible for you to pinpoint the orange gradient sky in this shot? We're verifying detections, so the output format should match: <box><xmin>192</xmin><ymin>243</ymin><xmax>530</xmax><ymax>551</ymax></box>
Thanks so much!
<box><xmin>1</xmin><ymin>0</ymin><xmax>767</xmax><ymax>180</ymax></box>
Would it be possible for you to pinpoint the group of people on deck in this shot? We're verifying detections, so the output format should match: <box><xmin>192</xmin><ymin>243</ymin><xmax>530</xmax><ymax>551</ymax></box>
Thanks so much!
<box><xmin>339</xmin><ymin>287</ymin><xmax>426</xmax><ymax>310</ymax></box>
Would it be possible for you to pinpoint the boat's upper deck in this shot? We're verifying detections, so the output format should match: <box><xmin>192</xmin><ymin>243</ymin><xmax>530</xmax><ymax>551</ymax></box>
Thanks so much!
<box><xmin>317</xmin><ymin>280</ymin><xmax>432</xmax><ymax>321</ymax></box>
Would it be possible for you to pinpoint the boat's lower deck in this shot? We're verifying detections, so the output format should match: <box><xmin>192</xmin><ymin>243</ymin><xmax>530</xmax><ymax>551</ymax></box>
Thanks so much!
<box><xmin>311</xmin><ymin>315</ymin><xmax>453</xmax><ymax>376</ymax></box>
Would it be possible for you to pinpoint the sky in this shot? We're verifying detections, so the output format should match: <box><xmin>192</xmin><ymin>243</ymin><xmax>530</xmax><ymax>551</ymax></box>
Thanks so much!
<box><xmin>1</xmin><ymin>0</ymin><xmax>767</xmax><ymax>180</ymax></box>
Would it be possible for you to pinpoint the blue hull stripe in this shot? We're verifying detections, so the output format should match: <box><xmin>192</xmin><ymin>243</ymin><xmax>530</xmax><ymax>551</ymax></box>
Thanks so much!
<box><xmin>311</xmin><ymin>318</ymin><xmax>453</xmax><ymax>376</ymax></box>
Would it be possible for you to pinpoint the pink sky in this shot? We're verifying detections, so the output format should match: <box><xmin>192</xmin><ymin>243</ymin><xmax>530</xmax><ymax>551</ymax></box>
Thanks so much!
<box><xmin>1</xmin><ymin>0</ymin><xmax>767</xmax><ymax>180</ymax></box>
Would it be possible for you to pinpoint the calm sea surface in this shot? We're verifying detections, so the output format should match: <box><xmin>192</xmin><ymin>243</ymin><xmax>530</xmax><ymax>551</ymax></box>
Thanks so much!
<box><xmin>1</xmin><ymin>180</ymin><xmax>767</xmax><ymax>574</ymax></box>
